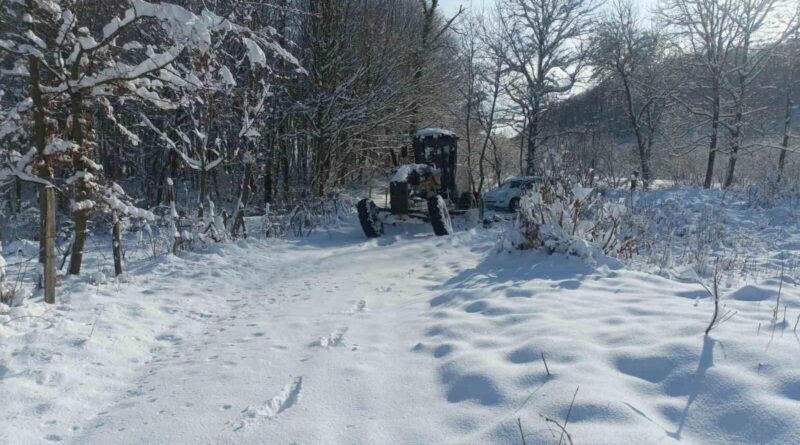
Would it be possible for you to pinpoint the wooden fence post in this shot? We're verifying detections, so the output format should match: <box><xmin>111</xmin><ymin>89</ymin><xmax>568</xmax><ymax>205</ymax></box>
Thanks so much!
<box><xmin>41</xmin><ymin>186</ymin><xmax>56</xmax><ymax>304</ymax></box>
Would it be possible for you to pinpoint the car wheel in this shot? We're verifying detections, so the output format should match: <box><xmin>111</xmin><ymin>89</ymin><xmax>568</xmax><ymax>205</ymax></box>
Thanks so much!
<box><xmin>509</xmin><ymin>197</ymin><xmax>520</xmax><ymax>212</ymax></box>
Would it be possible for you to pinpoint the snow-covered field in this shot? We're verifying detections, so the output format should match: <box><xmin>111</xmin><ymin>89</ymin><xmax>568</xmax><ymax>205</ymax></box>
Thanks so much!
<box><xmin>623</xmin><ymin>187</ymin><xmax>800</xmax><ymax>288</ymax></box>
<box><xmin>3</xmin><ymin>188</ymin><xmax>800</xmax><ymax>444</ymax></box>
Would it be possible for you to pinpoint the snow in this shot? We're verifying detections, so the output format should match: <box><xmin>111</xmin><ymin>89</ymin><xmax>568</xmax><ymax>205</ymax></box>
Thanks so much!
<box><xmin>242</xmin><ymin>37</ymin><xmax>267</xmax><ymax>68</ymax></box>
<box><xmin>43</xmin><ymin>138</ymin><xmax>78</xmax><ymax>155</ymax></box>
<box><xmin>391</xmin><ymin>163</ymin><xmax>438</xmax><ymax>183</ymax></box>
<box><xmin>415</xmin><ymin>127</ymin><xmax>457</xmax><ymax>139</ymax></box>
<box><xmin>46</xmin><ymin>46</ymin><xmax>185</xmax><ymax>94</ymax></box>
<box><xmin>126</xmin><ymin>1</ymin><xmax>230</xmax><ymax>50</ymax></box>
<box><xmin>571</xmin><ymin>184</ymin><xmax>593</xmax><ymax>201</ymax></box>
<box><xmin>79</xmin><ymin>156</ymin><xmax>103</xmax><ymax>172</ymax></box>
<box><xmin>218</xmin><ymin>66</ymin><xmax>236</xmax><ymax>88</ymax></box>
<box><xmin>69</xmin><ymin>199</ymin><xmax>96</xmax><ymax>212</ymax></box>
<box><xmin>57</xmin><ymin>10</ymin><xmax>75</xmax><ymax>45</ymax></box>
<box><xmin>2</xmin><ymin>190</ymin><xmax>800</xmax><ymax>444</ymax></box>
<box><xmin>24</xmin><ymin>30</ymin><xmax>46</xmax><ymax>49</ymax></box>
<box><xmin>122</xmin><ymin>41</ymin><xmax>143</xmax><ymax>51</ymax></box>
<box><xmin>500</xmin><ymin>175</ymin><xmax>542</xmax><ymax>184</ymax></box>
<box><xmin>65</xmin><ymin>171</ymin><xmax>94</xmax><ymax>185</ymax></box>
<box><xmin>621</xmin><ymin>187</ymin><xmax>800</xmax><ymax>288</ymax></box>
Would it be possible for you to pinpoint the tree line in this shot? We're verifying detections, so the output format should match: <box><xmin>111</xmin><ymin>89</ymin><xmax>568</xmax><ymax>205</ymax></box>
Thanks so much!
<box><xmin>451</xmin><ymin>0</ymin><xmax>800</xmax><ymax>199</ymax></box>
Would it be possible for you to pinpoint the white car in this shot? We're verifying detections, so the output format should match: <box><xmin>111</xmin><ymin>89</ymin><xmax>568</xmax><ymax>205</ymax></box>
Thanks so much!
<box><xmin>482</xmin><ymin>176</ymin><xmax>541</xmax><ymax>211</ymax></box>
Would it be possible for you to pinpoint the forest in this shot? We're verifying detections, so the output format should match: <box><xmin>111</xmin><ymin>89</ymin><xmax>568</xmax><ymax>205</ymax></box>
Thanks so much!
<box><xmin>1</xmin><ymin>0</ymin><xmax>799</xmax><ymax>281</ymax></box>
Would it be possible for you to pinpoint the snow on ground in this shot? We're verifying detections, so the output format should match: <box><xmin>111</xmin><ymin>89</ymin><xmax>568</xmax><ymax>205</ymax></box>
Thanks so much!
<box><xmin>2</xmin><ymin>189</ymin><xmax>800</xmax><ymax>444</ymax></box>
<box><xmin>622</xmin><ymin>187</ymin><xmax>800</xmax><ymax>288</ymax></box>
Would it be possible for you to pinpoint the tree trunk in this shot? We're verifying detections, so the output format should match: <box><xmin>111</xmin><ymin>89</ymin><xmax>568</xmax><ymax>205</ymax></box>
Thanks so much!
<box><xmin>703</xmin><ymin>80</ymin><xmax>721</xmax><ymax>189</ymax></box>
<box><xmin>778</xmin><ymin>93</ymin><xmax>792</xmax><ymax>180</ymax></box>
<box><xmin>68</xmin><ymin>211</ymin><xmax>88</xmax><ymax>275</ymax></box>
<box><xmin>199</xmin><ymin>164</ymin><xmax>208</xmax><ymax>217</ymax></box>
<box><xmin>621</xmin><ymin>76</ymin><xmax>651</xmax><ymax>189</ymax></box>
<box><xmin>281</xmin><ymin>145</ymin><xmax>290</xmax><ymax>197</ymax></box>
<box><xmin>212</xmin><ymin>168</ymin><xmax>221</xmax><ymax>201</ymax></box>
<box><xmin>67</xmin><ymin>60</ymin><xmax>90</xmax><ymax>275</ymax></box>
<box><xmin>525</xmin><ymin>112</ymin><xmax>538</xmax><ymax>175</ymax></box>
<box><xmin>15</xmin><ymin>177</ymin><xmax>22</xmax><ymax>213</ymax></box>
<box><xmin>112</xmin><ymin>211</ymin><xmax>123</xmax><ymax>276</ymax></box>
<box><xmin>166</xmin><ymin>177</ymin><xmax>179</xmax><ymax>255</ymax></box>
<box><xmin>232</xmin><ymin>157</ymin><xmax>254</xmax><ymax>238</ymax></box>
<box><xmin>778</xmin><ymin>52</ymin><xmax>795</xmax><ymax>181</ymax></box>
<box><xmin>264</xmin><ymin>160</ymin><xmax>273</xmax><ymax>204</ymax></box>
<box><xmin>519</xmin><ymin>118</ymin><xmax>527</xmax><ymax>176</ymax></box>
<box><xmin>41</xmin><ymin>187</ymin><xmax>56</xmax><ymax>304</ymax></box>
<box><xmin>27</xmin><ymin>1</ymin><xmax>52</xmax><ymax>276</ymax></box>
<box><xmin>724</xmin><ymin>43</ymin><xmax>750</xmax><ymax>189</ymax></box>
<box><xmin>723</xmin><ymin>126</ymin><xmax>740</xmax><ymax>189</ymax></box>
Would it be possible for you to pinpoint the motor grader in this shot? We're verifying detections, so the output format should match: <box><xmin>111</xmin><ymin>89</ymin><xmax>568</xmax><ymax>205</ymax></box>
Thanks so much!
<box><xmin>356</xmin><ymin>128</ymin><xmax>466</xmax><ymax>238</ymax></box>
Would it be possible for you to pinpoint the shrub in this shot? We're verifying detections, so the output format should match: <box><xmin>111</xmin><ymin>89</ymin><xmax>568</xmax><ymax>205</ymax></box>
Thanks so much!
<box><xmin>500</xmin><ymin>181</ymin><xmax>629</xmax><ymax>262</ymax></box>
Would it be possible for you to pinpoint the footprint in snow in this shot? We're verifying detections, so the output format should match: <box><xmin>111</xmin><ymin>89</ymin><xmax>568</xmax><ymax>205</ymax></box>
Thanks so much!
<box><xmin>155</xmin><ymin>334</ymin><xmax>182</xmax><ymax>344</ymax></box>
<box><xmin>349</xmin><ymin>300</ymin><xmax>366</xmax><ymax>313</ymax></box>
<box><xmin>311</xmin><ymin>327</ymin><xmax>348</xmax><ymax>348</ymax></box>
<box><xmin>231</xmin><ymin>377</ymin><xmax>303</xmax><ymax>430</ymax></box>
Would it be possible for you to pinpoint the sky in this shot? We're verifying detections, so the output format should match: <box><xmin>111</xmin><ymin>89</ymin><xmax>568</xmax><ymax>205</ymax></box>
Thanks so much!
<box><xmin>439</xmin><ymin>0</ymin><xmax>490</xmax><ymax>16</ymax></box>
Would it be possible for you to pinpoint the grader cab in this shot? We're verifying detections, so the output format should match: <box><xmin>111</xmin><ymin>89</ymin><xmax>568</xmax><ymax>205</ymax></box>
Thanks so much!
<box><xmin>357</xmin><ymin>128</ymin><xmax>462</xmax><ymax>238</ymax></box>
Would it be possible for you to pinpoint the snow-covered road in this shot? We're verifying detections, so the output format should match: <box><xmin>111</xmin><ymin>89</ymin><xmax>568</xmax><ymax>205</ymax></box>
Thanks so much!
<box><xmin>4</xmin><ymin>216</ymin><xmax>800</xmax><ymax>444</ymax></box>
<box><xmin>68</xmin><ymin>230</ymin><xmax>477</xmax><ymax>445</ymax></box>
<box><xmin>3</xmin><ymin>225</ymin><xmax>497</xmax><ymax>444</ymax></box>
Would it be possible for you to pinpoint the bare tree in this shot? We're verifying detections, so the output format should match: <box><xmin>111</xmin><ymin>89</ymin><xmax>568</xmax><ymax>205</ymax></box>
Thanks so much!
<box><xmin>474</xmin><ymin>18</ymin><xmax>509</xmax><ymax>213</ymax></box>
<box><xmin>658</xmin><ymin>0</ymin><xmax>743</xmax><ymax>189</ymax></box>
<box><xmin>592</xmin><ymin>0</ymin><xmax>672</xmax><ymax>189</ymax></box>
<box><xmin>450</xmin><ymin>12</ymin><xmax>506</xmax><ymax>216</ymax></box>
<box><xmin>408</xmin><ymin>0</ymin><xmax>464</xmax><ymax>144</ymax></box>
<box><xmin>722</xmin><ymin>0</ymin><xmax>798</xmax><ymax>187</ymax></box>
<box><xmin>451</xmin><ymin>14</ymin><xmax>482</xmax><ymax>207</ymax></box>
<box><xmin>1</xmin><ymin>0</ymin><xmax>296</xmax><ymax>275</ymax></box>
<box><xmin>491</xmin><ymin>0</ymin><xmax>596</xmax><ymax>176</ymax></box>
<box><xmin>777</xmin><ymin>31</ymin><xmax>800</xmax><ymax>180</ymax></box>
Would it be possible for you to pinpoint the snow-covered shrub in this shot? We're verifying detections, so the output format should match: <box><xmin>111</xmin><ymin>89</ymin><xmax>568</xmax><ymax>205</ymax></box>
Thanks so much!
<box><xmin>0</xmin><ymin>243</ymin><xmax>31</xmax><ymax>307</ymax></box>
<box><xmin>167</xmin><ymin>200</ymin><xmax>229</xmax><ymax>253</ymax></box>
<box><xmin>262</xmin><ymin>196</ymin><xmax>355</xmax><ymax>239</ymax></box>
<box><xmin>0</xmin><ymin>205</ymin><xmax>41</xmax><ymax>244</ymax></box>
<box><xmin>743</xmin><ymin>174</ymin><xmax>800</xmax><ymax>209</ymax></box>
<box><xmin>499</xmin><ymin>181</ymin><xmax>629</xmax><ymax>262</ymax></box>
<box><xmin>607</xmin><ymin>187</ymin><xmax>792</xmax><ymax>286</ymax></box>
